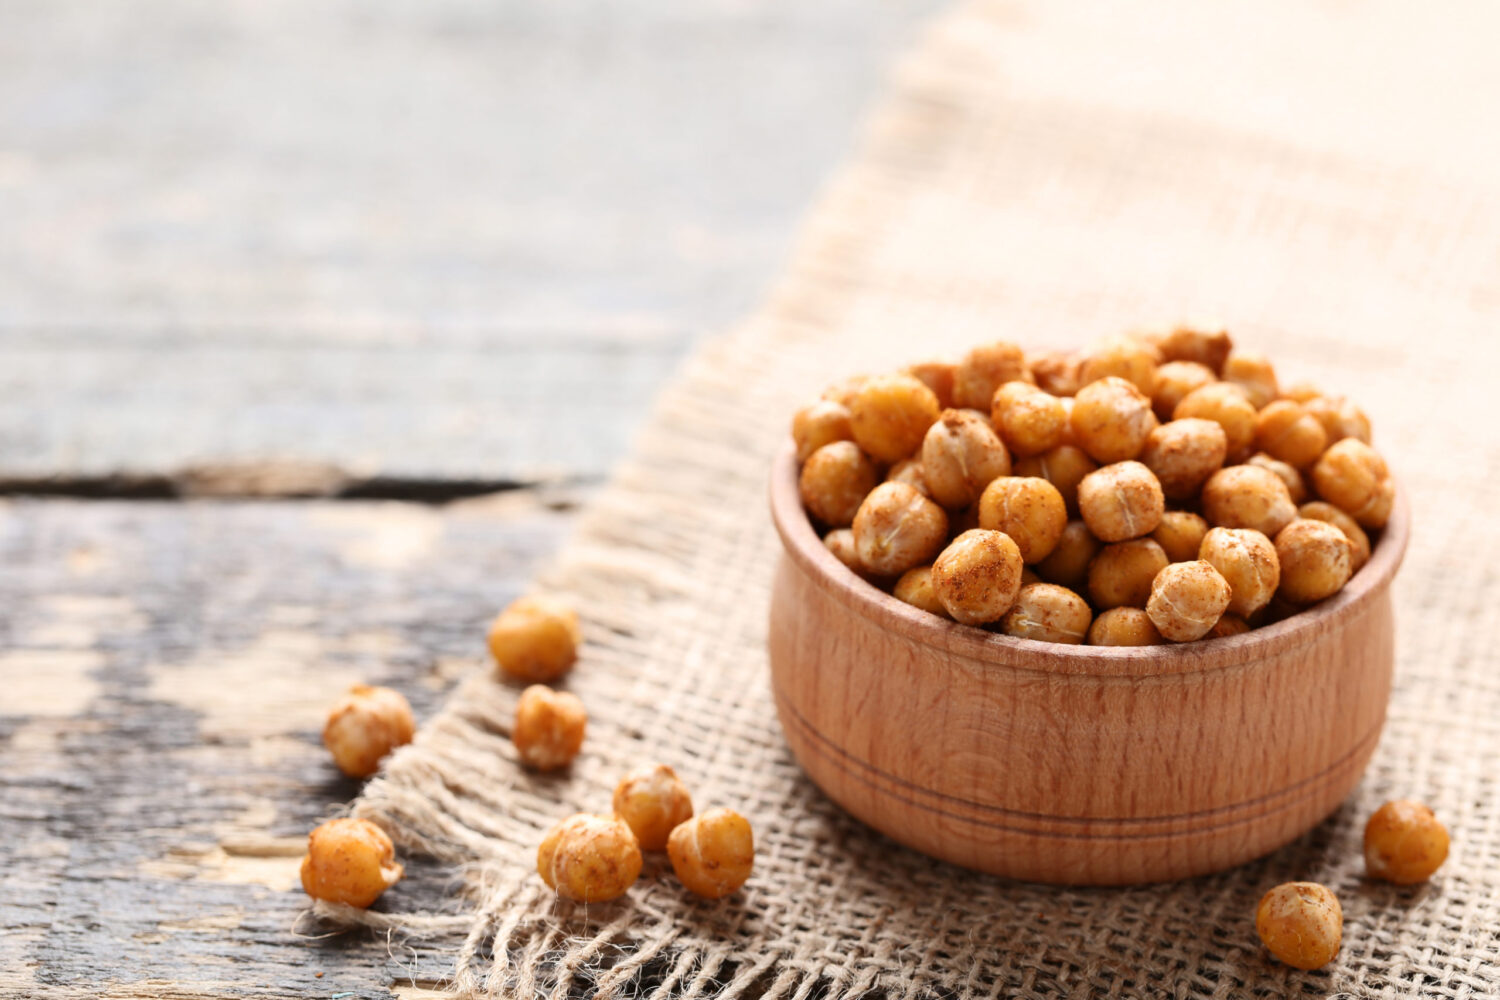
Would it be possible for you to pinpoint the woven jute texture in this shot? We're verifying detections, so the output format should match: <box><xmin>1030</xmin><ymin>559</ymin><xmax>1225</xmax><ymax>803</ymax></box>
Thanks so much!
<box><xmin>345</xmin><ymin>2</ymin><xmax>1500</xmax><ymax>996</ymax></box>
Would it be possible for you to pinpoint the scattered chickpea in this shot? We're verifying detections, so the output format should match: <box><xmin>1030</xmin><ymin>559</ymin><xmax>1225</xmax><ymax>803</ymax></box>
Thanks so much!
<box><xmin>790</xmin><ymin>400</ymin><xmax>854</xmax><ymax>463</ymax></box>
<box><xmin>1255</xmin><ymin>882</ymin><xmax>1342</xmax><ymax>971</ymax></box>
<box><xmin>1035</xmin><ymin>520</ymin><xmax>1101</xmax><ymax>590</ymax></box>
<box><xmin>1087</xmin><ymin>606</ymin><xmax>1162</xmax><ymax>646</ymax></box>
<box><xmin>1208</xmin><ymin>613</ymin><xmax>1251</xmax><ymax>638</ymax></box>
<box><xmin>489</xmin><ymin>595</ymin><xmax>582</xmax><ymax>684</ymax></box>
<box><xmin>1198</xmin><ymin>527</ymin><xmax>1280</xmax><ymax>618</ymax></box>
<box><xmin>977</xmin><ymin>477</ymin><xmax>1068</xmax><ymax>563</ymax></box>
<box><xmin>667</xmin><ymin>807</ymin><xmax>755</xmax><ymax>899</ymax></box>
<box><xmin>849</xmin><ymin>373</ymin><xmax>941</xmax><ymax>463</ymax></box>
<box><xmin>1147</xmin><ymin>560</ymin><xmax>1231</xmax><ymax>642</ymax></box>
<box><xmin>612</xmin><ymin>764</ymin><xmax>694</xmax><ymax>851</ymax></box>
<box><xmin>920</xmin><ymin>409</ymin><xmax>1011</xmax><ymax>509</ymax></box>
<box><xmin>1298</xmin><ymin>501</ymin><xmax>1372</xmax><ymax>572</ymax></box>
<box><xmin>1246</xmin><ymin>452</ymin><xmax>1308</xmax><ymax>504</ymax></box>
<box><xmin>992</xmin><ymin>381</ymin><xmax>1067</xmax><ymax>457</ymax></box>
<box><xmin>1254</xmin><ymin>400</ymin><xmax>1328</xmax><ymax>468</ymax></box>
<box><xmin>1012</xmin><ymin>444</ymin><xmax>1097</xmax><ymax>517</ymax></box>
<box><xmin>1151</xmin><ymin>511</ymin><xmax>1209</xmax><ymax>564</ymax></box>
<box><xmin>852</xmin><ymin>482</ymin><xmax>949</xmax><ymax>577</ymax></box>
<box><xmin>885</xmin><ymin>457</ymin><xmax>932</xmax><ymax>497</ymax></box>
<box><xmin>1140</xmin><ymin>418</ymin><xmax>1227</xmax><ymax>500</ymax></box>
<box><xmin>1364</xmin><ymin>800</ymin><xmax>1450</xmax><ymax>884</ymax></box>
<box><xmin>931</xmin><ymin>529</ymin><xmax>1024</xmax><ymax>625</ymax></box>
<box><xmin>1070</xmin><ymin>376</ymin><xmax>1158</xmax><ymax>463</ymax></box>
<box><xmin>300</xmin><ymin>818</ymin><xmax>403</xmax><ymax>908</ymax></box>
<box><xmin>1312</xmin><ymin>438</ymin><xmax>1395</xmax><ymax>529</ymax></box>
<box><xmin>1078</xmin><ymin>335</ymin><xmax>1158</xmax><ymax>396</ymax></box>
<box><xmin>1222</xmin><ymin>352</ymin><xmax>1279</xmax><ymax>409</ymax></box>
<box><xmin>894</xmin><ymin>565</ymin><xmax>949</xmax><ymax>617</ymax></box>
<box><xmin>1200</xmin><ymin>465</ymin><xmax>1297</xmax><ymax>537</ymax></box>
<box><xmin>1088</xmin><ymin>538</ymin><xmax>1170</xmax><ymax>609</ymax></box>
<box><xmin>1275</xmin><ymin>519</ymin><xmax>1353</xmax><ymax>604</ymax></box>
<box><xmin>953</xmin><ymin>341</ymin><xmax>1031</xmax><ymax>410</ymax></box>
<box><xmin>799</xmin><ymin>441</ymin><xmax>879</xmax><ymax>528</ymax></box>
<box><xmin>823</xmin><ymin>529</ymin><xmax>866</xmax><ymax>575</ymax></box>
<box><xmin>322</xmin><ymin>684</ymin><xmax>415</xmax><ymax>779</ymax></box>
<box><xmin>513</xmin><ymin>685</ymin><xmax>587</xmax><ymax>771</ymax></box>
<box><xmin>537</xmin><ymin>813</ymin><xmax>643</xmax><ymax>903</ymax></box>
<box><xmin>1077</xmin><ymin>461</ymin><xmax>1165</xmax><ymax>542</ymax></box>
<box><xmin>999</xmin><ymin>583</ymin><xmax>1092</xmax><ymax>644</ymax></box>
<box><xmin>1028</xmin><ymin>349</ymin><xmax>1083</xmax><ymax>396</ymax></box>
<box><xmin>1152</xmin><ymin>324</ymin><xmax>1233</xmax><ymax>373</ymax></box>
<box><xmin>1173</xmin><ymin>383</ymin><xmax>1257</xmax><ymax>454</ymax></box>
<box><xmin>1151</xmin><ymin>360</ymin><xmax>1216</xmax><ymax>421</ymax></box>
<box><xmin>904</xmin><ymin>359</ymin><xmax>958</xmax><ymax>409</ymax></box>
<box><xmin>1304</xmin><ymin>394</ymin><xmax>1372</xmax><ymax>445</ymax></box>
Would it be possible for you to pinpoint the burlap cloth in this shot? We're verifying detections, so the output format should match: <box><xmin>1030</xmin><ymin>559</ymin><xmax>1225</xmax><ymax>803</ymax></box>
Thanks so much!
<box><xmin>344</xmin><ymin>2</ymin><xmax>1500</xmax><ymax>996</ymax></box>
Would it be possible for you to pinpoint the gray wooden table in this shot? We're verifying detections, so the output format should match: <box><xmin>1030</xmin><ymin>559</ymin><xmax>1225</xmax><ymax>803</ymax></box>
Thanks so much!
<box><xmin>0</xmin><ymin>1</ymin><xmax>939</xmax><ymax>996</ymax></box>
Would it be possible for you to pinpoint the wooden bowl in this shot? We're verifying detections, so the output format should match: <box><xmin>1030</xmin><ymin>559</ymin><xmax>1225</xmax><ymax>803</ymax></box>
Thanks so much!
<box><xmin>767</xmin><ymin>445</ymin><xmax>1408</xmax><ymax>885</ymax></box>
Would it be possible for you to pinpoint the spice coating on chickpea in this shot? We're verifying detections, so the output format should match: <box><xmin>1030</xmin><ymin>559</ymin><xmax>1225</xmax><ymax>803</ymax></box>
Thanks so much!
<box><xmin>1304</xmin><ymin>394</ymin><xmax>1372</xmax><ymax>445</ymax></box>
<box><xmin>300</xmin><ymin>818</ymin><xmax>404</xmax><ymax>908</ymax></box>
<box><xmin>1151</xmin><ymin>511</ymin><xmax>1209</xmax><ymax>564</ymax></box>
<box><xmin>1255</xmin><ymin>882</ymin><xmax>1342</xmax><ymax>971</ymax></box>
<box><xmin>799</xmin><ymin>441</ymin><xmax>879</xmax><ymax>528</ymax></box>
<box><xmin>849</xmin><ymin>374</ymin><xmax>941</xmax><ymax>464</ymax></box>
<box><xmin>1087</xmin><ymin>606</ymin><xmax>1163</xmax><ymax>646</ymax></box>
<box><xmin>1088</xmin><ymin>538</ymin><xmax>1169</xmax><ymax>609</ymax></box>
<box><xmin>931</xmin><ymin>529</ymin><xmax>1024</xmax><ymax>625</ymax></box>
<box><xmin>904</xmin><ymin>359</ymin><xmax>957</xmax><ymax>410</ymax></box>
<box><xmin>852</xmin><ymin>482</ymin><xmax>949</xmax><ymax>577</ymax></box>
<box><xmin>1364</xmin><ymin>800</ymin><xmax>1450</xmax><ymax>884</ymax></box>
<box><xmin>1147</xmin><ymin>560</ymin><xmax>1231</xmax><ymax>642</ymax></box>
<box><xmin>1198</xmin><ymin>527</ymin><xmax>1281</xmax><ymax>618</ymax></box>
<box><xmin>1140</xmin><ymin>418</ymin><xmax>1227</xmax><ymax>500</ymax></box>
<box><xmin>920</xmin><ymin>409</ymin><xmax>1011</xmax><ymax>509</ymax></box>
<box><xmin>992</xmin><ymin>381</ymin><xmax>1067</xmax><ymax>457</ymax></box>
<box><xmin>1150</xmin><ymin>360</ymin><xmax>1216</xmax><ymax>422</ymax></box>
<box><xmin>612</xmin><ymin>764</ymin><xmax>694</xmax><ymax>852</ymax></box>
<box><xmin>1208</xmin><ymin>613</ymin><xmax>1251</xmax><ymax>638</ymax></box>
<box><xmin>822</xmin><ymin>529</ymin><xmax>865</xmax><ymax>575</ymax></box>
<box><xmin>977</xmin><ymin>477</ymin><xmax>1068</xmax><ymax>563</ymax></box>
<box><xmin>885</xmin><ymin>457</ymin><xmax>932</xmax><ymax>497</ymax></box>
<box><xmin>513</xmin><ymin>685</ymin><xmax>587</xmax><ymax>771</ymax></box>
<box><xmin>1078</xmin><ymin>335</ymin><xmax>1158</xmax><ymax>396</ymax></box>
<box><xmin>1076</xmin><ymin>461</ymin><xmax>1165</xmax><ymax>543</ymax></box>
<box><xmin>1173</xmin><ymin>382</ymin><xmax>1257</xmax><ymax>454</ymax></box>
<box><xmin>1153</xmin><ymin>324</ymin><xmax>1233</xmax><ymax>373</ymax></box>
<box><xmin>791</xmin><ymin>400</ymin><xmax>854</xmax><ymax>463</ymax></box>
<box><xmin>537</xmin><ymin>813</ymin><xmax>643</xmax><ymax>903</ymax></box>
<box><xmin>667</xmin><ymin>807</ymin><xmax>754</xmax><ymax>899</ymax></box>
<box><xmin>1312</xmin><ymin>438</ymin><xmax>1394</xmax><ymax>528</ymax></box>
<box><xmin>1028</xmin><ymin>349</ymin><xmax>1082</xmax><ymax>397</ymax></box>
<box><xmin>1013</xmin><ymin>445</ymin><xmax>1097</xmax><ymax>517</ymax></box>
<box><xmin>1222</xmin><ymin>352</ymin><xmax>1279</xmax><ymax>409</ymax></box>
<box><xmin>322</xmin><ymin>684</ymin><xmax>415</xmax><ymax>779</ymax></box>
<box><xmin>894</xmin><ymin>566</ymin><xmax>949</xmax><ymax>617</ymax></box>
<box><xmin>1036</xmin><ymin>520</ymin><xmax>1101</xmax><ymax>590</ymax></box>
<box><xmin>953</xmin><ymin>341</ymin><xmax>1030</xmax><ymax>410</ymax></box>
<box><xmin>1298</xmin><ymin>501</ymin><xmax>1371</xmax><ymax>572</ymax></box>
<box><xmin>1246</xmin><ymin>452</ymin><xmax>1308</xmax><ymax>503</ymax></box>
<box><xmin>1254</xmin><ymin>400</ymin><xmax>1328</xmax><ymax>469</ymax></box>
<box><xmin>489</xmin><ymin>595</ymin><xmax>582</xmax><ymax>684</ymax></box>
<box><xmin>1070</xmin><ymin>376</ymin><xmax>1159</xmax><ymax>464</ymax></box>
<box><xmin>1275</xmin><ymin>519</ymin><xmax>1353</xmax><ymax>604</ymax></box>
<box><xmin>999</xmin><ymin>583</ymin><xmax>1092</xmax><ymax>644</ymax></box>
<box><xmin>1200</xmin><ymin>465</ymin><xmax>1297</xmax><ymax>537</ymax></box>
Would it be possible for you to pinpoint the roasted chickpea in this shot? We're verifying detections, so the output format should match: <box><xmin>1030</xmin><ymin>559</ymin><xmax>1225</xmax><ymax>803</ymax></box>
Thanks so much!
<box><xmin>904</xmin><ymin>359</ymin><xmax>957</xmax><ymax>409</ymax></box>
<box><xmin>1151</xmin><ymin>360</ymin><xmax>1217</xmax><ymax>421</ymax></box>
<box><xmin>791</xmin><ymin>400</ymin><xmax>854</xmax><ymax>463</ymax></box>
<box><xmin>1076</xmin><ymin>461</ymin><xmax>1165</xmax><ymax>542</ymax></box>
<box><xmin>852</xmin><ymin>482</ymin><xmax>949</xmax><ymax>577</ymax></box>
<box><xmin>1198</xmin><ymin>527</ymin><xmax>1280</xmax><ymax>618</ymax></box>
<box><xmin>1298</xmin><ymin>501</ymin><xmax>1371</xmax><ymax>572</ymax></box>
<box><xmin>920</xmin><ymin>409</ymin><xmax>1011</xmax><ymax>509</ymax></box>
<box><xmin>1246</xmin><ymin>452</ymin><xmax>1308</xmax><ymax>504</ymax></box>
<box><xmin>1028</xmin><ymin>349</ymin><xmax>1082</xmax><ymax>396</ymax></box>
<box><xmin>537</xmin><ymin>813</ymin><xmax>643</xmax><ymax>903</ymax></box>
<box><xmin>1200</xmin><ymin>465</ymin><xmax>1297</xmax><ymax>536</ymax></box>
<box><xmin>1255</xmin><ymin>882</ymin><xmax>1342</xmax><ymax>971</ymax></box>
<box><xmin>1222</xmin><ymin>352</ymin><xmax>1279</xmax><ymax>409</ymax></box>
<box><xmin>513</xmin><ymin>685</ymin><xmax>587</xmax><ymax>771</ymax></box>
<box><xmin>1087</xmin><ymin>538</ymin><xmax>1169</xmax><ymax>609</ymax></box>
<box><xmin>1152</xmin><ymin>324</ymin><xmax>1232</xmax><ymax>373</ymax></box>
<box><xmin>1304</xmin><ymin>394</ymin><xmax>1372</xmax><ymax>445</ymax></box>
<box><xmin>799</xmin><ymin>441</ymin><xmax>879</xmax><ymax>528</ymax></box>
<box><xmin>1087</xmin><ymin>606</ymin><xmax>1162</xmax><ymax>646</ymax></box>
<box><xmin>1254</xmin><ymin>400</ymin><xmax>1328</xmax><ymax>468</ymax></box>
<box><xmin>823</xmin><ymin>529</ymin><xmax>866</xmax><ymax>575</ymax></box>
<box><xmin>953</xmin><ymin>341</ymin><xmax>1030</xmax><ymax>410</ymax></box>
<box><xmin>322</xmin><ymin>684</ymin><xmax>416</xmax><ymax>779</ymax></box>
<box><xmin>667</xmin><ymin>807</ymin><xmax>754</xmax><ymax>899</ymax></box>
<box><xmin>992</xmin><ymin>381</ymin><xmax>1067</xmax><ymax>457</ymax></box>
<box><xmin>489</xmin><ymin>595</ymin><xmax>582</xmax><ymax>684</ymax></box>
<box><xmin>885</xmin><ymin>457</ymin><xmax>932</xmax><ymax>497</ymax></box>
<box><xmin>1078</xmin><ymin>335</ymin><xmax>1158</xmax><ymax>396</ymax></box>
<box><xmin>999</xmin><ymin>583</ymin><xmax>1092</xmax><ymax>644</ymax></box>
<box><xmin>1012</xmin><ymin>445</ymin><xmax>1097</xmax><ymax>517</ymax></box>
<box><xmin>1151</xmin><ymin>511</ymin><xmax>1209</xmax><ymax>563</ymax></box>
<box><xmin>1364</xmin><ymin>800</ymin><xmax>1450</xmax><ymax>884</ymax></box>
<box><xmin>1070</xmin><ymin>376</ymin><xmax>1158</xmax><ymax>463</ymax></box>
<box><xmin>821</xmin><ymin>374</ymin><xmax>870</xmax><ymax>409</ymax></box>
<box><xmin>1275</xmin><ymin>519</ymin><xmax>1352</xmax><ymax>604</ymax></box>
<box><xmin>1281</xmin><ymin>380</ymin><xmax>1323</xmax><ymax>404</ymax></box>
<box><xmin>1312</xmin><ymin>438</ymin><xmax>1394</xmax><ymax>528</ymax></box>
<box><xmin>1147</xmin><ymin>560</ymin><xmax>1231</xmax><ymax>642</ymax></box>
<box><xmin>931</xmin><ymin>529</ymin><xmax>1024</xmax><ymax>625</ymax></box>
<box><xmin>1173</xmin><ymin>383</ymin><xmax>1257</xmax><ymax>454</ymax></box>
<box><xmin>300</xmin><ymin>818</ymin><xmax>403</xmax><ymax>908</ymax></box>
<box><xmin>849</xmin><ymin>373</ymin><xmax>941</xmax><ymax>463</ymax></box>
<box><xmin>894</xmin><ymin>565</ymin><xmax>949</xmax><ymax>617</ymax></box>
<box><xmin>1139</xmin><ymin>418</ymin><xmax>1227</xmax><ymax>500</ymax></box>
<box><xmin>977</xmin><ymin>476</ymin><xmax>1068</xmax><ymax>563</ymax></box>
<box><xmin>1035</xmin><ymin>520</ymin><xmax>1101</xmax><ymax>589</ymax></box>
<box><xmin>1208</xmin><ymin>613</ymin><xmax>1251</xmax><ymax>638</ymax></box>
<box><xmin>612</xmin><ymin>764</ymin><xmax>694</xmax><ymax>851</ymax></box>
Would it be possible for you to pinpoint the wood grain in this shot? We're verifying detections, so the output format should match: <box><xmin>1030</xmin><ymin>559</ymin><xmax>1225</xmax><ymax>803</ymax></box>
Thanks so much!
<box><xmin>767</xmin><ymin>446</ymin><xmax>1409</xmax><ymax>885</ymax></box>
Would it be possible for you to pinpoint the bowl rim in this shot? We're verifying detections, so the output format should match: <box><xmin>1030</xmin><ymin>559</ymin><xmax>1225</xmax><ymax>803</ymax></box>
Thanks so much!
<box><xmin>769</xmin><ymin>442</ymin><xmax>1408</xmax><ymax>678</ymax></box>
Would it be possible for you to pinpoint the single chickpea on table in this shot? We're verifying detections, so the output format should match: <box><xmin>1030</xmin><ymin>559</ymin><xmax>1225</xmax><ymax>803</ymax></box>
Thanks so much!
<box><xmin>323</xmin><ymin>684</ymin><xmax>415</xmax><ymax>779</ymax></box>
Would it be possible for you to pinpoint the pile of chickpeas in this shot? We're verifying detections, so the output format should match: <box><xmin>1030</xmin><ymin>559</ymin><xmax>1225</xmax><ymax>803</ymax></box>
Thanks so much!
<box><xmin>793</xmin><ymin>327</ymin><xmax>1393</xmax><ymax>645</ymax></box>
<box><xmin>298</xmin><ymin>595</ymin><xmax>755</xmax><ymax>911</ymax></box>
